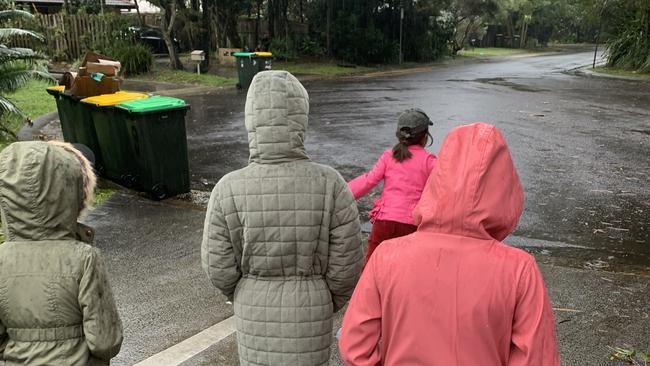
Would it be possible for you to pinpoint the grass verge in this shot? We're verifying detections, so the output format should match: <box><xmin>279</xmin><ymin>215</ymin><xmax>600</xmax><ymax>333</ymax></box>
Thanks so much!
<box><xmin>273</xmin><ymin>61</ymin><xmax>375</xmax><ymax>76</ymax></box>
<box><xmin>593</xmin><ymin>66</ymin><xmax>650</xmax><ymax>80</ymax></box>
<box><xmin>1</xmin><ymin>80</ymin><xmax>57</xmax><ymax>151</ymax></box>
<box><xmin>137</xmin><ymin>68</ymin><xmax>237</xmax><ymax>87</ymax></box>
<box><xmin>458</xmin><ymin>47</ymin><xmax>536</xmax><ymax>57</ymax></box>
<box><xmin>93</xmin><ymin>188</ymin><xmax>116</xmax><ymax>207</ymax></box>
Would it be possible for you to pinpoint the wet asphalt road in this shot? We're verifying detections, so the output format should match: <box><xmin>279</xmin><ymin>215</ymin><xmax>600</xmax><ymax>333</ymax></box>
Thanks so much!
<box><xmin>182</xmin><ymin>49</ymin><xmax>649</xmax><ymax>271</ymax></box>
<box><xmin>86</xmin><ymin>49</ymin><xmax>649</xmax><ymax>365</ymax></box>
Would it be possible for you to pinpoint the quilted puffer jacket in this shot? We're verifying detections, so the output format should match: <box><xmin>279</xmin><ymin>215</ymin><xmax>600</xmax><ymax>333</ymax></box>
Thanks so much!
<box><xmin>202</xmin><ymin>71</ymin><xmax>363</xmax><ymax>366</ymax></box>
<box><xmin>0</xmin><ymin>142</ymin><xmax>122</xmax><ymax>365</ymax></box>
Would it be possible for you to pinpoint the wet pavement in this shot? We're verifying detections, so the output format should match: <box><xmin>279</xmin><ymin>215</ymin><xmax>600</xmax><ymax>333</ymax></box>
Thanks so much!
<box><xmin>76</xmin><ymin>48</ymin><xmax>649</xmax><ymax>365</ymax></box>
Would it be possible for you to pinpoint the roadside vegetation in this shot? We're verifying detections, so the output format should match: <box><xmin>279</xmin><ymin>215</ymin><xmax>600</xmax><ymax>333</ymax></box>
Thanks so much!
<box><xmin>0</xmin><ymin>3</ymin><xmax>54</xmax><ymax>149</ymax></box>
<box><xmin>136</xmin><ymin>67</ymin><xmax>236</xmax><ymax>87</ymax></box>
<box><xmin>593</xmin><ymin>66</ymin><xmax>650</xmax><ymax>79</ymax></box>
<box><xmin>458</xmin><ymin>47</ymin><xmax>534</xmax><ymax>57</ymax></box>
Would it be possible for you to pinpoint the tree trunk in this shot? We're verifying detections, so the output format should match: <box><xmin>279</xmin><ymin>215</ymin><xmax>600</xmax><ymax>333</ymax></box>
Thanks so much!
<box><xmin>200</xmin><ymin>0</ymin><xmax>212</xmax><ymax>72</ymax></box>
<box><xmin>255</xmin><ymin>0</ymin><xmax>261</xmax><ymax>49</ymax></box>
<box><xmin>268</xmin><ymin>0</ymin><xmax>275</xmax><ymax>39</ymax></box>
<box><xmin>224</xmin><ymin>9</ymin><xmax>241</xmax><ymax>47</ymax></box>
<box><xmin>326</xmin><ymin>0</ymin><xmax>331</xmax><ymax>56</ymax></box>
<box><xmin>133</xmin><ymin>0</ymin><xmax>144</xmax><ymax>26</ymax></box>
<box><xmin>162</xmin><ymin>1</ymin><xmax>183</xmax><ymax>70</ymax></box>
<box><xmin>300</xmin><ymin>0</ymin><xmax>303</xmax><ymax>23</ymax></box>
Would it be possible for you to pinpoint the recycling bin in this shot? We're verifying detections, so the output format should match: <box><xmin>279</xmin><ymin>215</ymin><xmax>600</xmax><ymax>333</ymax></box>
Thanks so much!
<box><xmin>81</xmin><ymin>92</ymin><xmax>149</xmax><ymax>186</ymax></box>
<box><xmin>116</xmin><ymin>96</ymin><xmax>191</xmax><ymax>199</ymax></box>
<box><xmin>233</xmin><ymin>52</ymin><xmax>259</xmax><ymax>89</ymax></box>
<box><xmin>255</xmin><ymin>52</ymin><xmax>273</xmax><ymax>72</ymax></box>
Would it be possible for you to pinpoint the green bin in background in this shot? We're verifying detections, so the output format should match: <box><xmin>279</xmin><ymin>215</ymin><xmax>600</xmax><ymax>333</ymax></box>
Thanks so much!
<box><xmin>232</xmin><ymin>52</ymin><xmax>259</xmax><ymax>89</ymax></box>
<box><xmin>116</xmin><ymin>96</ymin><xmax>191</xmax><ymax>199</ymax></box>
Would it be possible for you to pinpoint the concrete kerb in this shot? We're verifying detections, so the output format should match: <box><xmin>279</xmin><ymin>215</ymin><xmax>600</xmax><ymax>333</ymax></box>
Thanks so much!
<box><xmin>569</xmin><ymin>63</ymin><xmax>649</xmax><ymax>82</ymax></box>
<box><xmin>16</xmin><ymin>111</ymin><xmax>59</xmax><ymax>142</ymax></box>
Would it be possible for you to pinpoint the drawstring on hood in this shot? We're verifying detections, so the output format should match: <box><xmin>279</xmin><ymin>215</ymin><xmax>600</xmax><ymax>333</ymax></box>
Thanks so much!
<box><xmin>413</xmin><ymin>122</ymin><xmax>523</xmax><ymax>241</ymax></box>
<box><xmin>0</xmin><ymin>141</ymin><xmax>96</xmax><ymax>242</ymax></box>
<box><xmin>245</xmin><ymin>71</ymin><xmax>310</xmax><ymax>164</ymax></box>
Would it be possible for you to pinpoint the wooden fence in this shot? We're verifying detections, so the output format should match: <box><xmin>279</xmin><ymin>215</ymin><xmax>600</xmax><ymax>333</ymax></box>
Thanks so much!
<box><xmin>11</xmin><ymin>14</ymin><xmax>135</xmax><ymax>60</ymax></box>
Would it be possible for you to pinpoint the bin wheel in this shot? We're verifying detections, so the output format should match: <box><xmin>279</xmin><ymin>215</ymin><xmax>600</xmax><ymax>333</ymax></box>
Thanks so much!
<box><xmin>151</xmin><ymin>184</ymin><xmax>168</xmax><ymax>200</ymax></box>
<box><xmin>236</xmin><ymin>83</ymin><xmax>242</xmax><ymax>90</ymax></box>
<box><xmin>120</xmin><ymin>174</ymin><xmax>136</xmax><ymax>188</ymax></box>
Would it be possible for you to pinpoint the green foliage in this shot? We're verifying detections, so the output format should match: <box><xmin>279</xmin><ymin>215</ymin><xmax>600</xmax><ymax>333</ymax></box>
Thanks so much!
<box><xmin>139</xmin><ymin>69</ymin><xmax>236</xmax><ymax>87</ymax></box>
<box><xmin>106</xmin><ymin>43</ymin><xmax>153</xmax><ymax>76</ymax></box>
<box><xmin>605</xmin><ymin>0</ymin><xmax>650</xmax><ymax>73</ymax></box>
<box><xmin>0</xmin><ymin>0</ymin><xmax>54</xmax><ymax>140</ymax></box>
<box><xmin>269</xmin><ymin>36</ymin><xmax>298</xmax><ymax>61</ymax></box>
<box><xmin>608</xmin><ymin>346</ymin><xmax>650</xmax><ymax>365</ymax></box>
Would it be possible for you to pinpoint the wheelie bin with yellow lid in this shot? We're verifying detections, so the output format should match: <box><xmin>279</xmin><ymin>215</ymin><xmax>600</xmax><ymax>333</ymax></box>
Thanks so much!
<box><xmin>81</xmin><ymin>91</ymin><xmax>149</xmax><ymax>186</ymax></box>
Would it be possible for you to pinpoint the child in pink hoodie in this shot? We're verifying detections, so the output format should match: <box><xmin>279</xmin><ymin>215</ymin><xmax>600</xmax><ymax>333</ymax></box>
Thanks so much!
<box><xmin>348</xmin><ymin>108</ymin><xmax>437</xmax><ymax>264</ymax></box>
<box><xmin>339</xmin><ymin>123</ymin><xmax>560</xmax><ymax>366</ymax></box>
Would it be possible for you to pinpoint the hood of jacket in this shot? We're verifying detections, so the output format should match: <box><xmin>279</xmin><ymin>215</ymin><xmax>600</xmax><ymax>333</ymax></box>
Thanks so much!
<box><xmin>0</xmin><ymin>141</ymin><xmax>95</xmax><ymax>242</ymax></box>
<box><xmin>413</xmin><ymin>122</ymin><xmax>523</xmax><ymax>241</ymax></box>
<box><xmin>245</xmin><ymin>70</ymin><xmax>310</xmax><ymax>164</ymax></box>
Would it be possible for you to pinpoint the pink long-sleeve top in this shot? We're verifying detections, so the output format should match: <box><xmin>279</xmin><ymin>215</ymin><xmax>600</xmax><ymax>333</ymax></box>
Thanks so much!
<box><xmin>347</xmin><ymin>145</ymin><xmax>437</xmax><ymax>226</ymax></box>
<box><xmin>339</xmin><ymin>123</ymin><xmax>560</xmax><ymax>366</ymax></box>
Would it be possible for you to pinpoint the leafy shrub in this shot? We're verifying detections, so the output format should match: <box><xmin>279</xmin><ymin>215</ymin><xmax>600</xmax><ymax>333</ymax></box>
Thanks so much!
<box><xmin>269</xmin><ymin>36</ymin><xmax>298</xmax><ymax>61</ymax></box>
<box><xmin>606</xmin><ymin>22</ymin><xmax>650</xmax><ymax>73</ymax></box>
<box><xmin>105</xmin><ymin>43</ymin><xmax>153</xmax><ymax>76</ymax></box>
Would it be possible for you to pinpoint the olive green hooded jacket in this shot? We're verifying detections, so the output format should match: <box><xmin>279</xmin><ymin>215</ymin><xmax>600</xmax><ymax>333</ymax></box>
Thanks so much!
<box><xmin>202</xmin><ymin>71</ymin><xmax>363</xmax><ymax>365</ymax></box>
<box><xmin>0</xmin><ymin>142</ymin><xmax>122</xmax><ymax>365</ymax></box>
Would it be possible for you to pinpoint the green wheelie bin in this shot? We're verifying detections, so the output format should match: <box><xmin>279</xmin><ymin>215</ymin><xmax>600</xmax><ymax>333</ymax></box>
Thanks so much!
<box><xmin>46</xmin><ymin>86</ymin><xmax>104</xmax><ymax>171</ymax></box>
<box><xmin>81</xmin><ymin>92</ymin><xmax>149</xmax><ymax>187</ymax></box>
<box><xmin>45</xmin><ymin>86</ymin><xmax>74</xmax><ymax>142</ymax></box>
<box><xmin>116</xmin><ymin>96</ymin><xmax>191</xmax><ymax>199</ymax></box>
<box><xmin>233</xmin><ymin>52</ymin><xmax>259</xmax><ymax>89</ymax></box>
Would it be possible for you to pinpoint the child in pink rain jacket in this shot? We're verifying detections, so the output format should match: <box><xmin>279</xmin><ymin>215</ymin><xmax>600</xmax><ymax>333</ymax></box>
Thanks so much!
<box><xmin>348</xmin><ymin>108</ymin><xmax>437</xmax><ymax>264</ymax></box>
<box><xmin>339</xmin><ymin>122</ymin><xmax>560</xmax><ymax>366</ymax></box>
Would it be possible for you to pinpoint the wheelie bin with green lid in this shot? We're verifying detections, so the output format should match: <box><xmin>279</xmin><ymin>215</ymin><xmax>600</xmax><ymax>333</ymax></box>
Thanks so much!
<box><xmin>81</xmin><ymin>91</ymin><xmax>149</xmax><ymax>187</ymax></box>
<box><xmin>116</xmin><ymin>96</ymin><xmax>191</xmax><ymax>199</ymax></box>
<box><xmin>232</xmin><ymin>52</ymin><xmax>259</xmax><ymax>89</ymax></box>
<box><xmin>46</xmin><ymin>87</ymin><xmax>104</xmax><ymax>171</ymax></box>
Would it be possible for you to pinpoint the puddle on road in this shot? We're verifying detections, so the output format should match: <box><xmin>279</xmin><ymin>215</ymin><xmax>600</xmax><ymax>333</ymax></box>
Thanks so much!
<box><xmin>446</xmin><ymin>77</ymin><xmax>547</xmax><ymax>92</ymax></box>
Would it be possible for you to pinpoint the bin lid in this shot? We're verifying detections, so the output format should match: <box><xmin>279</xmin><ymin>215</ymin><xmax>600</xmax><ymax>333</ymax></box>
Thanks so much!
<box><xmin>81</xmin><ymin>91</ymin><xmax>149</xmax><ymax>107</ymax></box>
<box><xmin>255</xmin><ymin>52</ymin><xmax>273</xmax><ymax>57</ymax></box>
<box><xmin>232</xmin><ymin>52</ymin><xmax>256</xmax><ymax>57</ymax></box>
<box><xmin>47</xmin><ymin>85</ymin><xmax>65</xmax><ymax>92</ymax></box>
<box><xmin>117</xmin><ymin>96</ymin><xmax>188</xmax><ymax>113</ymax></box>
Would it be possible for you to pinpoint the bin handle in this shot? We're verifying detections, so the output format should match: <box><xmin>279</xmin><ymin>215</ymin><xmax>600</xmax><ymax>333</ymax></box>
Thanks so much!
<box><xmin>131</xmin><ymin>125</ymin><xmax>140</xmax><ymax>156</ymax></box>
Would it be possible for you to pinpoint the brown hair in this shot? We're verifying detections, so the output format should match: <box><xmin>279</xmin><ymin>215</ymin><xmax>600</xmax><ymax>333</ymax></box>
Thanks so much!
<box><xmin>48</xmin><ymin>141</ymin><xmax>97</xmax><ymax>215</ymax></box>
<box><xmin>392</xmin><ymin>128</ymin><xmax>429</xmax><ymax>162</ymax></box>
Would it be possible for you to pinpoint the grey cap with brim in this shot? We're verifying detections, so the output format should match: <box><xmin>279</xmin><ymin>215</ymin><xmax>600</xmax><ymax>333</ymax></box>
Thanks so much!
<box><xmin>397</xmin><ymin>108</ymin><xmax>433</xmax><ymax>138</ymax></box>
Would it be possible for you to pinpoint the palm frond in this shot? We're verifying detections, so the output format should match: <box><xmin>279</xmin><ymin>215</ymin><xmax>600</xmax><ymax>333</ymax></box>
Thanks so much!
<box><xmin>0</xmin><ymin>45</ymin><xmax>44</xmax><ymax>63</ymax></box>
<box><xmin>0</xmin><ymin>28</ymin><xmax>44</xmax><ymax>42</ymax></box>
<box><xmin>0</xmin><ymin>63</ymin><xmax>39</xmax><ymax>93</ymax></box>
<box><xmin>0</xmin><ymin>9</ymin><xmax>35</xmax><ymax>20</ymax></box>
<box><xmin>0</xmin><ymin>95</ymin><xmax>27</xmax><ymax>119</ymax></box>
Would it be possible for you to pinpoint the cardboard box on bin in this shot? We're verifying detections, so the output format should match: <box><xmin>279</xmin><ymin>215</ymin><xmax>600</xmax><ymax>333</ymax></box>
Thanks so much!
<box><xmin>64</xmin><ymin>52</ymin><xmax>123</xmax><ymax>98</ymax></box>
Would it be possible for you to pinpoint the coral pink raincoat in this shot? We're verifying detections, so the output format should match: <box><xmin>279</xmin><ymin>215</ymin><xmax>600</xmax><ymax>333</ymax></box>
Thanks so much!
<box><xmin>339</xmin><ymin>123</ymin><xmax>560</xmax><ymax>366</ymax></box>
<box><xmin>348</xmin><ymin>145</ymin><xmax>436</xmax><ymax>225</ymax></box>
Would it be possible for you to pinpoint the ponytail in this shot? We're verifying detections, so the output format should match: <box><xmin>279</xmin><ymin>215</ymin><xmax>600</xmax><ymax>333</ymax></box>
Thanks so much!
<box><xmin>392</xmin><ymin>128</ymin><xmax>427</xmax><ymax>162</ymax></box>
<box><xmin>392</xmin><ymin>140</ymin><xmax>413</xmax><ymax>162</ymax></box>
